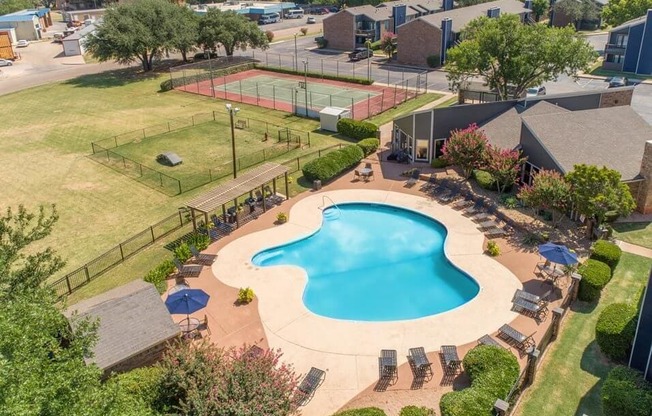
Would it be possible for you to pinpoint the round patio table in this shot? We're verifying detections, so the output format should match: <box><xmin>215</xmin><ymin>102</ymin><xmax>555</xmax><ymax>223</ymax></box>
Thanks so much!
<box><xmin>168</xmin><ymin>283</ymin><xmax>189</xmax><ymax>295</ymax></box>
<box><xmin>178</xmin><ymin>317</ymin><xmax>200</xmax><ymax>334</ymax></box>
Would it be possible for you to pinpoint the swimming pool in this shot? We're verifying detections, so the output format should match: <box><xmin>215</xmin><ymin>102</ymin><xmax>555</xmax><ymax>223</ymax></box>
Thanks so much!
<box><xmin>252</xmin><ymin>203</ymin><xmax>480</xmax><ymax>321</ymax></box>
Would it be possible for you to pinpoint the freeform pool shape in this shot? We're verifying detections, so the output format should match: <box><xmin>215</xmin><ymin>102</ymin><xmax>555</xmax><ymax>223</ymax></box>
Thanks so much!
<box><xmin>252</xmin><ymin>203</ymin><xmax>480</xmax><ymax>321</ymax></box>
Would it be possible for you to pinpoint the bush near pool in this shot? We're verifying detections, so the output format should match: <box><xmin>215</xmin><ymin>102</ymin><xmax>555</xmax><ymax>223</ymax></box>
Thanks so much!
<box><xmin>144</xmin><ymin>259</ymin><xmax>175</xmax><ymax>294</ymax></box>
<box><xmin>337</xmin><ymin>118</ymin><xmax>378</xmax><ymax>140</ymax></box>
<box><xmin>357</xmin><ymin>138</ymin><xmax>380</xmax><ymax>156</ymax></box>
<box><xmin>601</xmin><ymin>366</ymin><xmax>652</xmax><ymax>416</ymax></box>
<box><xmin>577</xmin><ymin>259</ymin><xmax>612</xmax><ymax>302</ymax></box>
<box><xmin>590</xmin><ymin>240</ymin><xmax>622</xmax><ymax>272</ymax></box>
<box><xmin>333</xmin><ymin>408</ymin><xmax>387</xmax><ymax>416</ymax></box>
<box><xmin>302</xmin><ymin>144</ymin><xmax>364</xmax><ymax>183</ymax></box>
<box><xmin>400</xmin><ymin>405</ymin><xmax>437</xmax><ymax>416</ymax></box>
<box><xmin>440</xmin><ymin>345</ymin><xmax>519</xmax><ymax>416</ymax></box>
<box><xmin>595</xmin><ymin>302</ymin><xmax>638</xmax><ymax>362</ymax></box>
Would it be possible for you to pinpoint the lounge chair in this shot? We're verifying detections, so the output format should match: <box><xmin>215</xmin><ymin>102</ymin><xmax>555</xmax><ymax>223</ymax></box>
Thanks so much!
<box><xmin>512</xmin><ymin>297</ymin><xmax>549</xmax><ymax>321</ymax></box>
<box><xmin>440</xmin><ymin>345</ymin><xmax>462</xmax><ymax>375</ymax></box>
<box><xmin>294</xmin><ymin>367</ymin><xmax>326</xmax><ymax>406</ymax></box>
<box><xmin>463</xmin><ymin>201</ymin><xmax>484</xmax><ymax>216</ymax></box>
<box><xmin>379</xmin><ymin>349</ymin><xmax>398</xmax><ymax>380</ymax></box>
<box><xmin>485</xmin><ymin>226</ymin><xmax>509</xmax><ymax>239</ymax></box>
<box><xmin>406</xmin><ymin>170</ymin><xmax>421</xmax><ymax>187</ymax></box>
<box><xmin>438</xmin><ymin>188</ymin><xmax>459</xmax><ymax>203</ymax></box>
<box><xmin>264</xmin><ymin>186</ymin><xmax>284</xmax><ymax>205</ymax></box>
<box><xmin>478</xmin><ymin>334</ymin><xmax>504</xmax><ymax>348</ymax></box>
<box><xmin>498</xmin><ymin>324</ymin><xmax>536</xmax><ymax>351</ymax></box>
<box><xmin>452</xmin><ymin>197</ymin><xmax>474</xmax><ymax>210</ymax></box>
<box><xmin>471</xmin><ymin>212</ymin><xmax>492</xmax><ymax>222</ymax></box>
<box><xmin>408</xmin><ymin>347</ymin><xmax>433</xmax><ymax>378</ymax></box>
<box><xmin>477</xmin><ymin>219</ymin><xmax>500</xmax><ymax>230</ymax></box>
<box><xmin>212</xmin><ymin>215</ymin><xmax>235</xmax><ymax>234</ymax></box>
<box><xmin>190</xmin><ymin>245</ymin><xmax>217</xmax><ymax>265</ymax></box>
<box><xmin>173</xmin><ymin>258</ymin><xmax>202</xmax><ymax>278</ymax></box>
<box><xmin>513</xmin><ymin>288</ymin><xmax>551</xmax><ymax>305</ymax></box>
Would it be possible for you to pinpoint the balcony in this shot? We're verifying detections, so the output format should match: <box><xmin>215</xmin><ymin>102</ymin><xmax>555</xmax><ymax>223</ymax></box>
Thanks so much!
<box><xmin>355</xmin><ymin>28</ymin><xmax>375</xmax><ymax>36</ymax></box>
<box><xmin>605</xmin><ymin>43</ymin><xmax>627</xmax><ymax>53</ymax></box>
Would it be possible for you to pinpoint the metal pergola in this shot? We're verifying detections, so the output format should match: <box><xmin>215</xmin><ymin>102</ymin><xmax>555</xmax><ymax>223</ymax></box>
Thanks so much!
<box><xmin>185</xmin><ymin>162</ymin><xmax>290</xmax><ymax>230</ymax></box>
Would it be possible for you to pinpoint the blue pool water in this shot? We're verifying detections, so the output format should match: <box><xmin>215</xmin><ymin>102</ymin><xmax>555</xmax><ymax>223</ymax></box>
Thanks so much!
<box><xmin>252</xmin><ymin>203</ymin><xmax>479</xmax><ymax>321</ymax></box>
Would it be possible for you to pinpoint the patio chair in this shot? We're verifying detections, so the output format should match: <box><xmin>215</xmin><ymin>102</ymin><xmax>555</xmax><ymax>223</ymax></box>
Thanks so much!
<box><xmin>406</xmin><ymin>170</ymin><xmax>421</xmax><ymax>187</ymax></box>
<box><xmin>190</xmin><ymin>245</ymin><xmax>217</xmax><ymax>265</ymax></box>
<box><xmin>264</xmin><ymin>186</ymin><xmax>284</xmax><ymax>205</ymax></box>
<box><xmin>197</xmin><ymin>314</ymin><xmax>211</xmax><ymax>336</ymax></box>
<box><xmin>211</xmin><ymin>215</ymin><xmax>235</xmax><ymax>234</ymax></box>
<box><xmin>353</xmin><ymin>170</ymin><xmax>362</xmax><ymax>181</ymax></box>
<box><xmin>408</xmin><ymin>347</ymin><xmax>433</xmax><ymax>378</ymax></box>
<box><xmin>365</xmin><ymin>162</ymin><xmax>373</xmax><ymax>169</ymax></box>
<box><xmin>477</xmin><ymin>334</ymin><xmax>504</xmax><ymax>349</ymax></box>
<box><xmin>293</xmin><ymin>367</ymin><xmax>326</xmax><ymax>406</ymax></box>
<box><xmin>173</xmin><ymin>258</ymin><xmax>202</xmax><ymax>278</ymax></box>
<box><xmin>379</xmin><ymin>349</ymin><xmax>398</xmax><ymax>380</ymax></box>
<box><xmin>440</xmin><ymin>345</ymin><xmax>462</xmax><ymax>375</ymax></box>
<box><xmin>498</xmin><ymin>324</ymin><xmax>536</xmax><ymax>352</ymax></box>
<box><xmin>533</xmin><ymin>259</ymin><xmax>552</xmax><ymax>275</ymax></box>
<box><xmin>365</xmin><ymin>170</ymin><xmax>375</xmax><ymax>182</ymax></box>
<box><xmin>512</xmin><ymin>297</ymin><xmax>549</xmax><ymax>321</ymax></box>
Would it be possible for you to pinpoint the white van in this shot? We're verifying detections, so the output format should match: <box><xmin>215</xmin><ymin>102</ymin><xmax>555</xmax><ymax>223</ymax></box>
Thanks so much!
<box><xmin>259</xmin><ymin>12</ymin><xmax>280</xmax><ymax>24</ymax></box>
<box><xmin>285</xmin><ymin>9</ymin><xmax>304</xmax><ymax>19</ymax></box>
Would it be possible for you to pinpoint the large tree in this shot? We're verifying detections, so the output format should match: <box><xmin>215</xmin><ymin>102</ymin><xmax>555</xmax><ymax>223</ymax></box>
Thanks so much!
<box><xmin>442</xmin><ymin>124</ymin><xmax>488</xmax><ymax>179</ymax></box>
<box><xmin>198</xmin><ymin>9</ymin><xmax>269</xmax><ymax>56</ymax></box>
<box><xmin>517</xmin><ymin>169</ymin><xmax>572</xmax><ymax>227</ymax></box>
<box><xmin>85</xmin><ymin>0</ymin><xmax>185</xmax><ymax>71</ymax></box>
<box><xmin>445</xmin><ymin>14</ymin><xmax>597</xmax><ymax>100</ymax></box>
<box><xmin>530</xmin><ymin>0</ymin><xmax>550</xmax><ymax>21</ymax></box>
<box><xmin>602</xmin><ymin>0</ymin><xmax>652</xmax><ymax>26</ymax></box>
<box><xmin>483</xmin><ymin>145</ymin><xmax>527</xmax><ymax>194</ymax></box>
<box><xmin>171</xmin><ymin>5</ymin><xmax>200</xmax><ymax>63</ymax></box>
<box><xmin>553</xmin><ymin>0</ymin><xmax>601</xmax><ymax>29</ymax></box>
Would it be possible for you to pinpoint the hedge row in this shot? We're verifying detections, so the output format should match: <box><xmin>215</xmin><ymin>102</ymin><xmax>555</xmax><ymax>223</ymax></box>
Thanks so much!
<box><xmin>590</xmin><ymin>240</ymin><xmax>622</xmax><ymax>272</ymax></box>
<box><xmin>440</xmin><ymin>345</ymin><xmax>519</xmax><ymax>416</ymax></box>
<box><xmin>596</xmin><ymin>303</ymin><xmax>638</xmax><ymax>362</ymax></box>
<box><xmin>333</xmin><ymin>408</ymin><xmax>387</xmax><ymax>416</ymax></box>
<box><xmin>357</xmin><ymin>138</ymin><xmax>380</xmax><ymax>156</ymax></box>
<box><xmin>302</xmin><ymin>144</ymin><xmax>364</xmax><ymax>182</ymax></box>
<box><xmin>400</xmin><ymin>406</ymin><xmax>436</xmax><ymax>416</ymax></box>
<box><xmin>144</xmin><ymin>259</ymin><xmax>175</xmax><ymax>294</ymax></box>
<box><xmin>255</xmin><ymin>65</ymin><xmax>374</xmax><ymax>85</ymax></box>
<box><xmin>601</xmin><ymin>366</ymin><xmax>652</xmax><ymax>416</ymax></box>
<box><xmin>578</xmin><ymin>259</ymin><xmax>612</xmax><ymax>302</ymax></box>
<box><xmin>161</xmin><ymin>63</ymin><xmax>255</xmax><ymax>91</ymax></box>
<box><xmin>337</xmin><ymin>118</ymin><xmax>378</xmax><ymax>140</ymax></box>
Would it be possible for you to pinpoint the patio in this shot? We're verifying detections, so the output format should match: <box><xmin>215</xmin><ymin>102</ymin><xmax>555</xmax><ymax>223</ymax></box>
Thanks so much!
<box><xmin>164</xmin><ymin>151</ymin><xmax>574</xmax><ymax>415</ymax></box>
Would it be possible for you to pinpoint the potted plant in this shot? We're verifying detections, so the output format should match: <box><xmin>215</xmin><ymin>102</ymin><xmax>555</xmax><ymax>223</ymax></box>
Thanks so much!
<box><xmin>238</xmin><ymin>287</ymin><xmax>254</xmax><ymax>304</ymax></box>
<box><xmin>276</xmin><ymin>212</ymin><xmax>288</xmax><ymax>224</ymax></box>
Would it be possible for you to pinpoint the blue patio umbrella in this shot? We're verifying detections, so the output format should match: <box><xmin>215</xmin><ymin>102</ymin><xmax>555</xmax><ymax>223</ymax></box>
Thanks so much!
<box><xmin>537</xmin><ymin>243</ymin><xmax>579</xmax><ymax>265</ymax></box>
<box><xmin>165</xmin><ymin>289</ymin><xmax>210</xmax><ymax>317</ymax></box>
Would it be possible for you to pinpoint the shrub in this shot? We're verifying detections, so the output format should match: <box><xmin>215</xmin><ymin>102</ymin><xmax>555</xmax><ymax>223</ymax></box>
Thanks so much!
<box><xmin>357</xmin><ymin>138</ymin><xmax>380</xmax><ymax>156</ymax></box>
<box><xmin>369</xmin><ymin>39</ymin><xmax>382</xmax><ymax>50</ymax></box>
<box><xmin>256</xmin><ymin>65</ymin><xmax>373</xmax><ymax>85</ymax></box>
<box><xmin>316</xmin><ymin>37</ymin><xmax>328</xmax><ymax>48</ymax></box>
<box><xmin>400</xmin><ymin>406</ymin><xmax>436</xmax><ymax>416</ymax></box>
<box><xmin>160</xmin><ymin>79</ymin><xmax>173</xmax><ymax>92</ymax></box>
<box><xmin>486</xmin><ymin>241</ymin><xmax>500</xmax><ymax>256</ymax></box>
<box><xmin>144</xmin><ymin>259</ymin><xmax>175</xmax><ymax>294</ymax></box>
<box><xmin>596</xmin><ymin>303</ymin><xmax>638</xmax><ymax>362</ymax></box>
<box><xmin>334</xmin><ymin>408</ymin><xmax>387</xmax><ymax>416</ymax></box>
<box><xmin>590</xmin><ymin>240</ymin><xmax>622</xmax><ymax>272</ymax></box>
<box><xmin>337</xmin><ymin>118</ymin><xmax>378</xmax><ymax>140</ymax></box>
<box><xmin>265</xmin><ymin>30</ymin><xmax>274</xmax><ymax>42</ymax></box>
<box><xmin>431</xmin><ymin>158</ymin><xmax>449</xmax><ymax>169</ymax></box>
<box><xmin>426</xmin><ymin>55</ymin><xmax>440</xmax><ymax>68</ymax></box>
<box><xmin>185</xmin><ymin>232</ymin><xmax>210</xmax><ymax>251</ymax></box>
<box><xmin>578</xmin><ymin>259</ymin><xmax>612</xmax><ymax>302</ymax></box>
<box><xmin>108</xmin><ymin>366</ymin><xmax>164</xmax><ymax>408</ymax></box>
<box><xmin>238</xmin><ymin>287</ymin><xmax>254</xmax><ymax>304</ymax></box>
<box><xmin>500</xmin><ymin>195</ymin><xmax>519</xmax><ymax>209</ymax></box>
<box><xmin>601</xmin><ymin>366</ymin><xmax>652</xmax><ymax>416</ymax></box>
<box><xmin>300</xmin><ymin>27</ymin><xmax>308</xmax><ymax>35</ymax></box>
<box><xmin>473</xmin><ymin>170</ymin><xmax>496</xmax><ymax>191</ymax></box>
<box><xmin>173</xmin><ymin>242</ymin><xmax>192</xmax><ymax>263</ymax></box>
<box><xmin>440</xmin><ymin>345</ymin><xmax>519</xmax><ymax>416</ymax></box>
<box><xmin>302</xmin><ymin>145</ymin><xmax>364</xmax><ymax>183</ymax></box>
<box><xmin>276</xmin><ymin>212</ymin><xmax>288</xmax><ymax>223</ymax></box>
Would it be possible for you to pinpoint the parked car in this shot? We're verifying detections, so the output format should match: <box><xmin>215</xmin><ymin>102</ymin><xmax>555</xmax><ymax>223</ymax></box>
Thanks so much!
<box><xmin>348</xmin><ymin>47</ymin><xmax>373</xmax><ymax>61</ymax></box>
<box><xmin>0</xmin><ymin>59</ymin><xmax>12</xmax><ymax>67</ymax></box>
<box><xmin>608</xmin><ymin>76</ymin><xmax>628</xmax><ymax>88</ymax></box>
<box><xmin>16</xmin><ymin>40</ymin><xmax>29</xmax><ymax>48</ymax></box>
<box><xmin>307</xmin><ymin>16</ymin><xmax>316</xmax><ymax>24</ymax></box>
<box><xmin>526</xmin><ymin>86</ymin><xmax>546</xmax><ymax>97</ymax></box>
<box><xmin>328</xmin><ymin>6</ymin><xmax>339</xmax><ymax>12</ymax></box>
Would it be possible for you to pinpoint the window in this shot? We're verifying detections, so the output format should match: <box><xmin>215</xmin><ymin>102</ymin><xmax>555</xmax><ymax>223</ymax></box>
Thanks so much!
<box><xmin>415</xmin><ymin>139</ymin><xmax>429</xmax><ymax>161</ymax></box>
<box><xmin>521</xmin><ymin>162</ymin><xmax>540</xmax><ymax>186</ymax></box>
<box><xmin>615</xmin><ymin>34</ymin><xmax>628</xmax><ymax>47</ymax></box>
<box><xmin>606</xmin><ymin>54</ymin><xmax>624</xmax><ymax>63</ymax></box>
<box><xmin>434</xmin><ymin>138</ymin><xmax>446</xmax><ymax>160</ymax></box>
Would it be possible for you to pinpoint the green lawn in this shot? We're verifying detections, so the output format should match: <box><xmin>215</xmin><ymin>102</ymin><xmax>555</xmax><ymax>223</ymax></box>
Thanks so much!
<box><xmin>366</xmin><ymin>93</ymin><xmax>443</xmax><ymax>126</ymax></box>
<box><xmin>516</xmin><ymin>252</ymin><xmax>652</xmax><ymax>416</ymax></box>
<box><xmin>612</xmin><ymin>222</ymin><xmax>652</xmax><ymax>250</ymax></box>
<box><xmin>0</xmin><ymin>67</ymin><xmax>345</xmax><ymax>281</ymax></box>
<box><xmin>435</xmin><ymin>96</ymin><xmax>459</xmax><ymax>108</ymax></box>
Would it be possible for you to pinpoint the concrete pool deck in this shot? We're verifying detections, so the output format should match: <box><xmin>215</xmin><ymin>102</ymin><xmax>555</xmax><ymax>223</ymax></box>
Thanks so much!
<box><xmin>212</xmin><ymin>189</ymin><xmax>521</xmax><ymax>415</ymax></box>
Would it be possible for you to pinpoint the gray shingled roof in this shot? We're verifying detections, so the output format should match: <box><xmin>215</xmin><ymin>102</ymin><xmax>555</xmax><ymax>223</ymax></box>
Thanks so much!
<box><xmin>344</xmin><ymin>0</ymin><xmax>442</xmax><ymax>21</ymax></box>
<box><xmin>522</xmin><ymin>106</ymin><xmax>652</xmax><ymax>180</ymax></box>
<box><xmin>610</xmin><ymin>13</ymin><xmax>647</xmax><ymax>32</ymax></box>
<box><xmin>480</xmin><ymin>101</ymin><xmax>569</xmax><ymax>150</ymax></box>
<box><xmin>65</xmin><ymin>280</ymin><xmax>180</xmax><ymax>370</ymax></box>
<box><xmin>415</xmin><ymin>0</ymin><xmax>530</xmax><ymax>32</ymax></box>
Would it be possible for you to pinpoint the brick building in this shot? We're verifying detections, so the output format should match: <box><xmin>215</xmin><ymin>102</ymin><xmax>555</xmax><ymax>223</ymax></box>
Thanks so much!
<box><xmin>322</xmin><ymin>0</ymin><xmax>445</xmax><ymax>51</ymax></box>
<box><xmin>392</xmin><ymin>88</ymin><xmax>652</xmax><ymax>214</ymax></box>
<box><xmin>396</xmin><ymin>0</ymin><xmax>532</xmax><ymax>67</ymax></box>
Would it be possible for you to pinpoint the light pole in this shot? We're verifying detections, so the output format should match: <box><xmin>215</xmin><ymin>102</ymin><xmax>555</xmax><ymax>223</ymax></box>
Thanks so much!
<box><xmin>302</xmin><ymin>60</ymin><xmax>309</xmax><ymax>117</ymax></box>
<box><xmin>226</xmin><ymin>103</ymin><xmax>240</xmax><ymax>178</ymax></box>
<box><xmin>294</xmin><ymin>33</ymin><xmax>298</xmax><ymax>72</ymax></box>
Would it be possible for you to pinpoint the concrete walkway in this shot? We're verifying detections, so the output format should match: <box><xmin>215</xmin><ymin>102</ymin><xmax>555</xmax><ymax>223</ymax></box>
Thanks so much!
<box><xmin>616</xmin><ymin>240</ymin><xmax>652</xmax><ymax>259</ymax></box>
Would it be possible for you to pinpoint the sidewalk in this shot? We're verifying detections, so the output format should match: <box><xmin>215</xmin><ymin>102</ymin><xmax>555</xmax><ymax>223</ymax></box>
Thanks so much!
<box><xmin>615</xmin><ymin>240</ymin><xmax>652</xmax><ymax>259</ymax></box>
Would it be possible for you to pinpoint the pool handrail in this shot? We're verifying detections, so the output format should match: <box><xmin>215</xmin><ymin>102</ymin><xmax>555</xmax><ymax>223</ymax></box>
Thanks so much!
<box><xmin>319</xmin><ymin>195</ymin><xmax>342</xmax><ymax>218</ymax></box>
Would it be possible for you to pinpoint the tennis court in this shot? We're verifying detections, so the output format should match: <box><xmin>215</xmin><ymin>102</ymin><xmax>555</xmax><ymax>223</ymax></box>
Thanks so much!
<box><xmin>175</xmin><ymin>69</ymin><xmax>422</xmax><ymax>120</ymax></box>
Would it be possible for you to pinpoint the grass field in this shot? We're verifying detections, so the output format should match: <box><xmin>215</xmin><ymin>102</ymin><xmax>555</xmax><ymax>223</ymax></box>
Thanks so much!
<box><xmin>366</xmin><ymin>93</ymin><xmax>443</xmax><ymax>126</ymax></box>
<box><xmin>612</xmin><ymin>222</ymin><xmax>652</xmax><ymax>249</ymax></box>
<box><xmin>0</xmin><ymin>67</ymin><xmax>346</xmax><ymax>281</ymax></box>
<box><xmin>516</xmin><ymin>252</ymin><xmax>652</xmax><ymax>416</ymax></box>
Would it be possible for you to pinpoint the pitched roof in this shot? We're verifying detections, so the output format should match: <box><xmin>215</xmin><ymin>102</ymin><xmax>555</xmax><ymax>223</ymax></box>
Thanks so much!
<box><xmin>480</xmin><ymin>101</ymin><xmax>569</xmax><ymax>150</ymax></box>
<box><xmin>522</xmin><ymin>106</ymin><xmax>652</xmax><ymax>180</ymax></box>
<box><xmin>65</xmin><ymin>280</ymin><xmax>180</xmax><ymax>370</ymax></box>
<box><xmin>415</xmin><ymin>0</ymin><xmax>530</xmax><ymax>32</ymax></box>
<box><xmin>610</xmin><ymin>13</ymin><xmax>648</xmax><ymax>32</ymax></box>
<box><xmin>343</xmin><ymin>0</ymin><xmax>442</xmax><ymax>21</ymax></box>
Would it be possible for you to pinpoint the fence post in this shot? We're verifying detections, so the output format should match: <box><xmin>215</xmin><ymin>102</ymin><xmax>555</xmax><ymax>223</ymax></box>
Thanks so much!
<box><xmin>351</xmin><ymin>97</ymin><xmax>355</xmax><ymax>119</ymax></box>
<box><xmin>367</xmin><ymin>93</ymin><xmax>371</xmax><ymax>119</ymax></box>
<box><xmin>84</xmin><ymin>266</ymin><xmax>90</xmax><ymax>283</ymax></box>
<box><xmin>139</xmin><ymin>163</ymin><xmax>143</xmax><ymax>177</ymax></box>
<box><xmin>192</xmin><ymin>115</ymin><xmax>195</xmax><ymax>126</ymax></box>
<box><xmin>106</xmin><ymin>149</ymin><xmax>110</xmax><ymax>162</ymax></box>
<box><xmin>336</xmin><ymin>60</ymin><xmax>339</xmax><ymax>77</ymax></box>
<box><xmin>178</xmin><ymin>209</ymin><xmax>184</xmax><ymax>226</ymax></box>
<box><xmin>142</xmin><ymin>128</ymin><xmax>146</xmax><ymax>139</ymax></box>
<box><xmin>393</xmin><ymin>84</ymin><xmax>398</xmax><ymax>107</ymax></box>
<box><xmin>307</xmin><ymin>131</ymin><xmax>310</xmax><ymax>147</ymax></box>
<box><xmin>321</xmin><ymin>59</ymin><xmax>324</xmax><ymax>79</ymax></box>
<box><xmin>114</xmin><ymin>136</ymin><xmax>118</xmax><ymax>148</ymax></box>
<box><xmin>212</xmin><ymin>111</ymin><xmax>216</xmax><ymax>121</ymax></box>
<box><xmin>168</xmin><ymin>121</ymin><xmax>171</xmax><ymax>132</ymax></box>
<box><xmin>494</xmin><ymin>399</ymin><xmax>509</xmax><ymax>416</ymax></box>
<box><xmin>122</xmin><ymin>156</ymin><xmax>126</xmax><ymax>168</ymax></box>
<box><xmin>273</xmin><ymin>85</ymin><xmax>276</xmax><ymax>109</ymax></box>
<box><xmin>296</xmin><ymin>157</ymin><xmax>300</xmax><ymax>171</ymax></box>
<box><xmin>387</xmin><ymin>69</ymin><xmax>390</xmax><ymax>85</ymax></box>
<box><xmin>159</xmin><ymin>172</ymin><xmax>163</xmax><ymax>187</ymax></box>
<box><xmin>239</xmin><ymin>80</ymin><xmax>243</xmax><ymax>101</ymax></box>
<box><xmin>424</xmin><ymin>71</ymin><xmax>428</xmax><ymax>93</ymax></box>
<box><xmin>150</xmin><ymin>226</ymin><xmax>155</xmax><ymax>243</ymax></box>
<box><xmin>525</xmin><ymin>348</ymin><xmax>540</xmax><ymax>386</ymax></box>
<box><xmin>381</xmin><ymin>90</ymin><xmax>385</xmax><ymax>112</ymax></box>
<box><xmin>352</xmin><ymin>62</ymin><xmax>355</xmax><ymax>78</ymax></box>
<box><xmin>118</xmin><ymin>243</ymin><xmax>125</xmax><ymax>261</ymax></box>
<box><xmin>177</xmin><ymin>179</ymin><xmax>182</xmax><ymax>195</ymax></box>
<box><xmin>551</xmin><ymin>307</ymin><xmax>564</xmax><ymax>341</ymax></box>
<box><xmin>265</xmin><ymin>52</ymin><xmax>268</xmax><ymax>66</ymax></box>
<box><xmin>65</xmin><ymin>276</ymin><xmax>72</xmax><ymax>295</ymax></box>
<box><xmin>570</xmin><ymin>273</ymin><xmax>582</xmax><ymax>302</ymax></box>
<box><xmin>256</xmin><ymin>83</ymin><xmax>259</xmax><ymax>105</ymax></box>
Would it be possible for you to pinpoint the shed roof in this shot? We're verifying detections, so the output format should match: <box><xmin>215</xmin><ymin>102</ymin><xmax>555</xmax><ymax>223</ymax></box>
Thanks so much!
<box><xmin>415</xmin><ymin>0</ymin><xmax>530</xmax><ymax>32</ymax></box>
<box><xmin>320</xmin><ymin>106</ymin><xmax>350</xmax><ymax>116</ymax></box>
<box><xmin>63</xmin><ymin>23</ymin><xmax>96</xmax><ymax>41</ymax></box>
<box><xmin>65</xmin><ymin>280</ymin><xmax>179</xmax><ymax>370</ymax></box>
<box><xmin>187</xmin><ymin>162</ymin><xmax>289</xmax><ymax>214</ymax></box>
<box><xmin>522</xmin><ymin>106</ymin><xmax>652</xmax><ymax>180</ymax></box>
<box><xmin>0</xmin><ymin>14</ymin><xmax>37</xmax><ymax>22</ymax></box>
<box><xmin>480</xmin><ymin>101</ymin><xmax>569</xmax><ymax>150</ymax></box>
